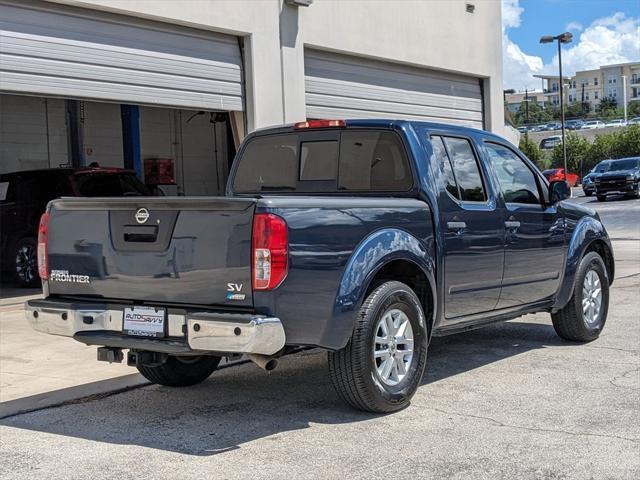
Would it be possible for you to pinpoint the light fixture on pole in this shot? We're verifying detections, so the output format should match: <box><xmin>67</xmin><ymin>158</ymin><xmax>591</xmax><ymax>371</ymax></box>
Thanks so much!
<box><xmin>540</xmin><ymin>32</ymin><xmax>573</xmax><ymax>183</ymax></box>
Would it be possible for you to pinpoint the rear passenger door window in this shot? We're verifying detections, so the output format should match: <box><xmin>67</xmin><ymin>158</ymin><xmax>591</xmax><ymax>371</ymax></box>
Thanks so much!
<box><xmin>442</xmin><ymin>137</ymin><xmax>487</xmax><ymax>202</ymax></box>
<box><xmin>484</xmin><ymin>143</ymin><xmax>541</xmax><ymax>205</ymax></box>
<box><xmin>431</xmin><ymin>135</ymin><xmax>460</xmax><ymax>200</ymax></box>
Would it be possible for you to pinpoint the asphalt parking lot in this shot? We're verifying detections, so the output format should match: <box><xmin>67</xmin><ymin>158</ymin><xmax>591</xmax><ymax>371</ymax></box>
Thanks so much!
<box><xmin>1</xmin><ymin>190</ymin><xmax>638</xmax><ymax>480</ymax></box>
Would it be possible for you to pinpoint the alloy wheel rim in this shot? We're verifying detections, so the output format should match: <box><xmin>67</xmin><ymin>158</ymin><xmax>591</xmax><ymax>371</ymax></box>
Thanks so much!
<box><xmin>373</xmin><ymin>308</ymin><xmax>414</xmax><ymax>386</ymax></box>
<box><xmin>582</xmin><ymin>270</ymin><xmax>602</xmax><ymax>326</ymax></box>
<box><xmin>15</xmin><ymin>244</ymin><xmax>37</xmax><ymax>283</ymax></box>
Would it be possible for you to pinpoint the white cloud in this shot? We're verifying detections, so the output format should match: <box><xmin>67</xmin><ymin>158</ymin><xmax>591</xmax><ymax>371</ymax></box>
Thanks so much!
<box><xmin>547</xmin><ymin>13</ymin><xmax>640</xmax><ymax>75</ymax></box>
<box><xmin>502</xmin><ymin>0</ymin><xmax>543</xmax><ymax>90</ymax></box>
<box><xmin>502</xmin><ymin>0</ymin><xmax>524</xmax><ymax>29</ymax></box>
<box><xmin>502</xmin><ymin>1</ymin><xmax>640</xmax><ymax>91</ymax></box>
<box><xmin>565</xmin><ymin>21</ymin><xmax>583</xmax><ymax>32</ymax></box>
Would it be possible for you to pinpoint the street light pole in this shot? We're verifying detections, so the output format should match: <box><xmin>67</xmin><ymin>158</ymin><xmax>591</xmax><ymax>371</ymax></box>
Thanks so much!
<box><xmin>558</xmin><ymin>39</ymin><xmax>568</xmax><ymax>182</ymax></box>
<box><xmin>540</xmin><ymin>32</ymin><xmax>573</xmax><ymax>184</ymax></box>
<box><xmin>622</xmin><ymin>75</ymin><xmax>628</xmax><ymax>122</ymax></box>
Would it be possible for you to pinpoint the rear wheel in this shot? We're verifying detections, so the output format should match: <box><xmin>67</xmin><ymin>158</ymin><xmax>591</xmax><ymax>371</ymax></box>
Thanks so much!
<box><xmin>328</xmin><ymin>281</ymin><xmax>428</xmax><ymax>413</ymax></box>
<box><xmin>12</xmin><ymin>237</ymin><xmax>40</xmax><ymax>287</ymax></box>
<box><xmin>596</xmin><ymin>194</ymin><xmax>606</xmax><ymax>202</ymax></box>
<box><xmin>551</xmin><ymin>252</ymin><xmax>609</xmax><ymax>342</ymax></box>
<box><xmin>137</xmin><ymin>355</ymin><xmax>220</xmax><ymax>386</ymax></box>
<box><xmin>584</xmin><ymin>191</ymin><xmax>593</xmax><ymax>197</ymax></box>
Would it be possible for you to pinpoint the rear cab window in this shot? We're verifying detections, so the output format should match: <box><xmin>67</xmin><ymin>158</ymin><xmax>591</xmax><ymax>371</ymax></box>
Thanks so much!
<box><xmin>232</xmin><ymin>129</ymin><xmax>413</xmax><ymax>194</ymax></box>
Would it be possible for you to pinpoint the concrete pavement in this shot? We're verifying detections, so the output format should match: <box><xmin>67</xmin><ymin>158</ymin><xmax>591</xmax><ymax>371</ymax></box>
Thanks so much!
<box><xmin>0</xmin><ymin>287</ymin><xmax>148</xmax><ymax>417</ymax></box>
<box><xmin>0</xmin><ymin>191</ymin><xmax>638</xmax><ymax>479</ymax></box>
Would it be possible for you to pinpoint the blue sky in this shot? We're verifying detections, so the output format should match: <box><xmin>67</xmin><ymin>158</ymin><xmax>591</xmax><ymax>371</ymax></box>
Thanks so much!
<box><xmin>503</xmin><ymin>0</ymin><xmax>640</xmax><ymax>90</ymax></box>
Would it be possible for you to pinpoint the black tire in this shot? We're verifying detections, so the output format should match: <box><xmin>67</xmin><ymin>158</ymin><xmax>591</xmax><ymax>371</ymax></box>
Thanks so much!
<box><xmin>552</xmin><ymin>252</ymin><xmax>609</xmax><ymax>342</ymax></box>
<box><xmin>328</xmin><ymin>281</ymin><xmax>428</xmax><ymax>413</ymax></box>
<box><xmin>584</xmin><ymin>191</ymin><xmax>593</xmax><ymax>197</ymax></box>
<box><xmin>626</xmin><ymin>188</ymin><xmax>639</xmax><ymax>199</ymax></box>
<box><xmin>596</xmin><ymin>195</ymin><xmax>607</xmax><ymax>202</ymax></box>
<box><xmin>11</xmin><ymin>237</ymin><xmax>40</xmax><ymax>287</ymax></box>
<box><xmin>137</xmin><ymin>355</ymin><xmax>221</xmax><ymax>387</ymax></box>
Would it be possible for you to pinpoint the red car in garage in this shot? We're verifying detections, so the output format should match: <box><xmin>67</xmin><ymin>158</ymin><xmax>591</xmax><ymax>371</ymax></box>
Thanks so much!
<box><xmin>542</xmin><ymin>168</ymin><xmax>580</xmax><ymax>187</ymax></box>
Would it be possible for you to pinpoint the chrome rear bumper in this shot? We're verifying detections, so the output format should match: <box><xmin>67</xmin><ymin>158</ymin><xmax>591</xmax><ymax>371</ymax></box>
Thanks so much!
<box><xmin>25</xmin><ymin>299</ymin><xmax>286</xmax><ymax>356</ymax></box>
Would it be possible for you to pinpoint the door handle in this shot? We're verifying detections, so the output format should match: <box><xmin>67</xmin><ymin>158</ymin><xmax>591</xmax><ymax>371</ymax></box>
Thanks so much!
<box><xmin>447</xmin><ymin>221</ymin><xmax>467</xmax><ymax>231</ymax></box>
<box><xmin>504</xmin><ymin>220</ymin><xmax>521</xmax><ymax>229</ymax></box>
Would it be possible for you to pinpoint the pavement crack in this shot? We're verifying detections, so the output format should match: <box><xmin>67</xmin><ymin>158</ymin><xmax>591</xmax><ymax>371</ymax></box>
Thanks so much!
<box><xmin>609</xmin><ymin>366</ymin><xmax>640</xmax><ymax>390</ymax></box>
<box><xmin>418</xmin><ymin>405</ymin><xmax>640</xmax><ymax>444</ymax></box>
<box><xmin>615</xmin><ymin>272</ymin><xmax>640</xmax><ymax>280</ymax></box>
<box><xmin>583</xmin><ymin>345</ymin><xmax>640</xmax><ymax>354</ymax></box>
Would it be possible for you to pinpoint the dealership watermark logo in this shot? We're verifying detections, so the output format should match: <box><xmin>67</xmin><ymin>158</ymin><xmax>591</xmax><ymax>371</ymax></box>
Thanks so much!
<box><xmin>226</xmin><ymin>283</ymin><xmax>246</xmax><ymax>300</ymax></box>
<box><xmin>135</xmin><ymin>208</ymin><xmax>150</xmax><ymax>224</ymax></box>
<box><xmin>50</xmin><ymin>269</ymin><xmax>90</xmax><ymax>284</ymax></box>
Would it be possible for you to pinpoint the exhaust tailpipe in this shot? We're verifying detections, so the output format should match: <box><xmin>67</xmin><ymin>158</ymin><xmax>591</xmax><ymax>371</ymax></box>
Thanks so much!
<box><xmin>247</xmin><ymin>353</ymin><xmax>279</xmax><ymax>372</ymax></box>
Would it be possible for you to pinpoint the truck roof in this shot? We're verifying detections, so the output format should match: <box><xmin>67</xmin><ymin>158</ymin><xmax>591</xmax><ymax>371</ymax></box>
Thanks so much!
<box><xmin>250</xmin><ymin>119</ymin><xmax>507</xmax><ymax>143</ymax></box>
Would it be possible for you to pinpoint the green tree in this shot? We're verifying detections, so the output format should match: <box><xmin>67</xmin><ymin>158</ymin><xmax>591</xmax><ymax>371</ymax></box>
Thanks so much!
<box><xmin>597</xmin><ymin>97</ymin><xmax>620</xmax><ymax>119</ymax></box>
<box><xmin>610</xmin><ymin>124</ymin><xmax>640</xmax><ymax>158</ymax></box>
<box><xmin>551</xmin><ymin>133</ymin><xmax>590</xmax><ymax>173</ymax></box>
<box><xmin>580</xmin><ymin>125</ymin><xmax>640</xmax><ymax>172</ymax></box>
<box><xmin>514</xmin><ymin>101</ymin><xmax>552</xmax><ymax>126</ymax></box>
<box><xmin>518</xmin><ymin>136</ymin><xmax>546</xmax><ymax>169</ymax></box>
<box><xmin>565</xmin><ymin>102</ymin><xmax>590</xmax><ymax>119</ymax></box>
<box><xmin>627</xmin><ymin>101</ymin><xmax>640</xmax><ymax>118</ymax></box>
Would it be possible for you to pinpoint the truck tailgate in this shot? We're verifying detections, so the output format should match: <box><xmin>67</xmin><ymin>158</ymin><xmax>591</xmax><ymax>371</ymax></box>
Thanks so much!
<box><xmin>45</xmin><ymin>197</ymin><xmax>256</xmax><ymax>307</ymax></box>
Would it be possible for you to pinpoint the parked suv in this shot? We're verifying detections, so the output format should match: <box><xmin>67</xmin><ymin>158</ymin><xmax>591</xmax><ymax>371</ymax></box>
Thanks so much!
<box><xmin>0</xmin><ymin>167</ymin><xmax>151</xmax><ymax>286</ymax></box>
<box><xmin>582</xmin><ymin>160</ymin><xmax>612</xmax><ymax>196</ymax></box>
<box><xmin>594</xmin><ymin>157</ymin><xmax>640</xmax><ymax>201</ymax></box>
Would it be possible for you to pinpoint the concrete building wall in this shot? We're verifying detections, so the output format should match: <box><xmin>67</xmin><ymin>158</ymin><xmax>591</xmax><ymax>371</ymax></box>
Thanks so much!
<box><xmin>81</xmin><ymin>102</ymin><xmax>124</xmax><ymax>168</ymax></box>
<box><xmin>49</xmin><ymin>0</ymin><xmax>506</xmax><ymax>137</ymax></box>
<box><xmin>0</xmin><ymin>95</ymin><xmax>68</xmax><ymax>173</ymax></box>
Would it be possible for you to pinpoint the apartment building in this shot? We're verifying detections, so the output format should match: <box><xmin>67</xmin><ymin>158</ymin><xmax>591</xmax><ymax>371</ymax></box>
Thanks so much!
<box><xmin>531</xmin><ymin>61</ymin><xmax>640</xmax><ymax>113</ymax></box>
<box><xmin>504</xmin><ymin>91</ymin><xmax>546</xmax><ymax>113</ymax></box>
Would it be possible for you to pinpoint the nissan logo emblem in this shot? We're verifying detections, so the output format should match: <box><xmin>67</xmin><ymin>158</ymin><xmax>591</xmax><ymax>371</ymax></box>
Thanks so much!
<box><xmin>135</xmin><ymin>208</ymin><xmax>150</xmax><ymax>224</ymax></box>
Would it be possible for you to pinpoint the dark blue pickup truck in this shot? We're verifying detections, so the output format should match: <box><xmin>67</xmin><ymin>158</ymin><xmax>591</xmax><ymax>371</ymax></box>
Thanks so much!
<box><xmin>26</xmin><ymin>119</ymin><xmax>614</xmax><ymax>413</ymax></box>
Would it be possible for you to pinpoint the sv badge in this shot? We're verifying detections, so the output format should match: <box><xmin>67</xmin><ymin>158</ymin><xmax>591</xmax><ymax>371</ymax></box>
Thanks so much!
<box><xmin>226</xmin><ymin>283</ymin><xmax>246</xmax><ymax>301</ymax></box>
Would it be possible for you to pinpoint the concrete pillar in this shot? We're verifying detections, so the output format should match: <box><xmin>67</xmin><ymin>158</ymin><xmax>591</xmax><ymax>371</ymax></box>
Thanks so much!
<box><xmin>278</xmin><ymin>2</ymin><xmax>306</xmax><ymax>123</ymax></box>
<box><xmin>243</xmin><ymin>31</ymin><xmax>286</xmax><ymax>132</ymax></box>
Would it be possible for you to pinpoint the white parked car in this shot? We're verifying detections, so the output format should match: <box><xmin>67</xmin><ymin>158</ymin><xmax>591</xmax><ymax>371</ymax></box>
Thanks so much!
<box><xmin>581</xmin><ymin>120</ymin><xmax>606</xmax><ymax>130</ymax></box>
<box><xmin>628</xmin><ymin>117</ymin><xmax>640</xmax><ymax>125</ymax></box>
<box><xmin>604</xmin><ymin>119</ymin><xmax>627</xmax><ymax>128</ymax></box>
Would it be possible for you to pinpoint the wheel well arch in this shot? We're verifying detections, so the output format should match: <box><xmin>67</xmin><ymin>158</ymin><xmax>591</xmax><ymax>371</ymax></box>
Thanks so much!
<box><xmin>584</xmin><ymin>239</ymin><xmax>615</xmax><ymax>284</ymax></box>
<box><xmin>365</xmin><ymin>259</ymin><xmax>435</xmax><ymax>336</ymax></box>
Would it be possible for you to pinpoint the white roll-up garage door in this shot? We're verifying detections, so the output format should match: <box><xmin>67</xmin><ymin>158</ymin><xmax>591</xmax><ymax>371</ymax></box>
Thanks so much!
<box><xmin>305</xmin><ymin>50</ymin><xmax>484</xmax><ymax>129</ymax></box>
<box><xmin>0</xmin><ymin>2</ymin><xmax>243</xmax><ymax>111</ymax></box>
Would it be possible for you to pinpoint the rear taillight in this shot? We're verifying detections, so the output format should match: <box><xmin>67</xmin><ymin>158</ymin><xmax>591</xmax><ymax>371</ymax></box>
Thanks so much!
<box><xmin>252</xmin><ymin>213</ymin><xmax>288</xmax><ymax>290</ymax></box>
<box><xmin>37</xmin><ymin>212</ymin><xmax>49</xmax><ymax>280</ymax></box>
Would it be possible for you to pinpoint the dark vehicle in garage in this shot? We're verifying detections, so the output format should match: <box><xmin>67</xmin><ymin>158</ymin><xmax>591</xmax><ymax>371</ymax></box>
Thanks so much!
<box><xmin>594</xmin><ymin>157</ymin><xmax>640</xmax><ymax>201</ymax></box>
<box><xmin>26</xmin><ymin>120</ymin><xmax>614</xmax><ymax>413</ymax></box>
<box><xmin>1</xmin><ymin>167</ymin><xmax>151</xmax><ymax>287</ymax></box>
<box><xmin>582</xmin><ymin>160</ymin><xmax>612</xmax><ymax>196</ymax></box>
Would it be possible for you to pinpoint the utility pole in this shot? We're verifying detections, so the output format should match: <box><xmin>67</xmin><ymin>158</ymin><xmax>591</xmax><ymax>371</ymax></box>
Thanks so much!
<box><xmin>525</xmin><ymin>87</ymin><xmax>530</xmax><ymax>124</ymax></box>
<box><xmin>541</xmin><ymin>32</ymin><xmax>572</xmax><ymax>182</ymax></box>
<box><xmin>622</xmin><ymin>75</ymin><xmax>628</xmax><ymax>122</ymax></box>
<box><xmin>558</xmin><ymin>40</ymin><xmax>568</xmax><ymax>181</ymax></box>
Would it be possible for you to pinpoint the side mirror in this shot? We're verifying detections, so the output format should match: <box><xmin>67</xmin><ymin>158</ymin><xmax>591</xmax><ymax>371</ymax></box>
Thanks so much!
<box><xmin>549</xmin><ymin>180</ymin><xmax>571</xmax><ymax>203</ymax></box>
